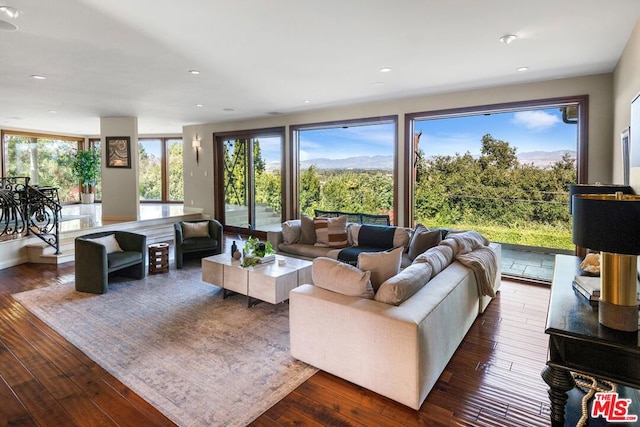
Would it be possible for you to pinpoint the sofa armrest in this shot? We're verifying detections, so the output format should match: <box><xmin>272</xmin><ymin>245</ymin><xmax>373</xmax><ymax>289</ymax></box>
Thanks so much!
<box><xmin>267</xmin><ymin>230</ymin><xmax>283</xmax><ymax>251</ymax></box>
<box><xmin>290</xmin><ymin>285</ymin><xmax>424</xmax><ymax>409</ymax></box>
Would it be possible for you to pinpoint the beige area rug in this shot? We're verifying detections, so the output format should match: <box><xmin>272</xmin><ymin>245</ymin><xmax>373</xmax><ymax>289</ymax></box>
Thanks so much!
<box><xmin>12</xmin><ymin>265</ymin><xmax>317</xmax><ymax>426</ymax></box>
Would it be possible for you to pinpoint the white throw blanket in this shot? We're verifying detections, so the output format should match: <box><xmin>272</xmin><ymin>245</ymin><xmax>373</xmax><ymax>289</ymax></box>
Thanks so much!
<box><xmin>440</xmin><ymin>231</ymin><xmax>498</xmax><ymax>297</ymax></box>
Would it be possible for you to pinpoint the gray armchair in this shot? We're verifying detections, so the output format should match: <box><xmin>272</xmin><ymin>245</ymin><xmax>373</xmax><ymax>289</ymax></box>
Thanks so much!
<box><xmin>75</xmin><ymin>231</ymin><xmax>147</xmax><ymax>294</ymax></box>
<box><xmin>174</xmin><ymin>219</ymin><xmax>223</xmax><ymax>269</ymax></box>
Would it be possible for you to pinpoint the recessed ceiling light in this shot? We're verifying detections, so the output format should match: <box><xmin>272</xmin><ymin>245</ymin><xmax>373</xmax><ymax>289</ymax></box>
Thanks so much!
<box><xmin>31</xmin><ymin>74</ymin><xmax>46</xmax><ymax>80</ymax></box>
<box><xmin>499</xmin><ymin>34</ymin><xmax>517</xmax><ymax>44</ymax></box>
<box><xmin>196</xmin><ymin>103</ymin><xmax>203</xmax><ymax>107</ymax></box>
<box><xmin>188</xmin><ymin>69</ymin><xmax>200</xmax><ymax>75</ymax></box>
<box><xmin>303</xmin><ymin>100</ymin><xmax>311</xmax><ymax>104</ymax></box>
<box><xmin>0</xmin><ymin>6</ymin><xmax>21</xmax><ymax>19</ymax></box>
<box><xmin>517</xmin><ymin>66</ymin><xmax>529</xmax><ymax>72</ymax></box>
<box><xmin>48</xmin><ymin>110</ymin><xmax>57</xmax><ymax>114</ymax></box>
<box><xmin>371</xmin><ymin>82</ymin><xmax>385</xmax><ymax>87</ymax></box>
<box><xmin>379</xmin><ymin>67</ymin><xmax>392</xmax><ymax>73</ymax></box>
<box><xmin>222</xmin><ymin>108</ymin><xmax>235</xmax><ymax>112</ymax></box>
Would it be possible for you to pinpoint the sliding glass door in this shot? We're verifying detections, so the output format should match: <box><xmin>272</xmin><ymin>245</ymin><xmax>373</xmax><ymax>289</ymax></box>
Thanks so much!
<box><xmin>215</xmin><ymin>128</ymin><xmax>284</xmax><ymax>234</ymax></box>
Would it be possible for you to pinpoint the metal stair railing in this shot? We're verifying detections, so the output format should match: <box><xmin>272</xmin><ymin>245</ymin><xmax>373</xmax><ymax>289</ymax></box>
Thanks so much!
<box><xmin>0</xmin><ymin>176</ymin><xmax>62</xmax><ymax>254</ymax></box>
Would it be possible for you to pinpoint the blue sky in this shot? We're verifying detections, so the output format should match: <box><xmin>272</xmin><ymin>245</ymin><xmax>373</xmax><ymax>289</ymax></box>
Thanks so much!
<box><xmin>139</xmin><ymin>107</ymin><xmax>577</xmax><ymax>164</ymax></box>
<box><xmin>275</xmin><ymin>107</ymin><xmax>577</xmax><ymax>163</ymax></box>
<box><xmin>416</xmin><ymin>108</ymin><xmax>577</xmax><ymax>157</ymax></box>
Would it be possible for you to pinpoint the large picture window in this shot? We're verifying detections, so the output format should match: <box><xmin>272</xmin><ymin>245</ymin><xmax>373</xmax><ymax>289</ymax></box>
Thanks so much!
<box><xmin>291</xmin><ymin>116</ymin><xmax>398</xmax><ymax>222</ymax></box>
<box><xmin>406</xmin><ymin>97</ymin><xmax>587</xmax><ymax>281</ymax></box>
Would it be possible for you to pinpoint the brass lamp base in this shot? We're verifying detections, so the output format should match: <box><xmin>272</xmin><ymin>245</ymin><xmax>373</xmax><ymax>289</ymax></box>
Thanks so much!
<box><xmin>599</xmin><ymin>252</ymin><xmax>638</xmax><ymax>332</ymax></box>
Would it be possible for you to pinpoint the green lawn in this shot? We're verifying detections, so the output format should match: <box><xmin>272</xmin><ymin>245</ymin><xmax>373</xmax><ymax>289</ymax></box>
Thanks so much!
<box><xmin>426</xmin><ymin>221</ymin><xmax>573</xmax><ymax>251</ymax></box>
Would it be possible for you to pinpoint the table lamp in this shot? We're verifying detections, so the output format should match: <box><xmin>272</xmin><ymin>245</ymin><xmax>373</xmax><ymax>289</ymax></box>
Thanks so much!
<box><xmin>568</xmin><ymin>184</ymin><xmax>633</xmax><ymax>214</ymax></box>
<box><xmin>572</xmin><ymin>192</ymin><xmax>640</xmax><ymax>331</ymax></box>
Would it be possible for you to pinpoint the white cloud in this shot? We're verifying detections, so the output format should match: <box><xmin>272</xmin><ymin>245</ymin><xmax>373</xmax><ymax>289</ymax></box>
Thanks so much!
<box><xmin>512</xmin><ymin>111</ymin><xmax>560</xmax><ymax>131</ymax></box>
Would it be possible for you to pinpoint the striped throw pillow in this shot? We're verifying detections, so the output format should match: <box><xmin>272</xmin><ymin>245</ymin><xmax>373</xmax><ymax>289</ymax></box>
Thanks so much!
<box><xmin>314</xmin><ymin>215</ymin><xmax>349</xmax><ymax>248</ymax></box>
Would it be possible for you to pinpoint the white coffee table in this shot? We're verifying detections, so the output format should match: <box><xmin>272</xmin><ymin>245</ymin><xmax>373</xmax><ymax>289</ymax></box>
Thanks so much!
<box><xmin>202</xmin><ymin>254</ymin><xmax>312</xmax><ymax>307</ymax></box>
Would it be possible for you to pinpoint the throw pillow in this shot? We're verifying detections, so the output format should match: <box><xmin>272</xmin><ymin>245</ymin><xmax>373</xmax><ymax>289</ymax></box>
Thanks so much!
<box><xmin>314</xmin><ymin>215</ymin><xmax>349</xmax><ymax>248</ymax></box>
<box><xmin>182</xmin><ymin>221</ymin><xmax>210</xmax><ymax>239</ymax></box>
<box><xmin>299</xmin><ymin>215</ymin><xmax>317</xmax><ymax>244</ymax></box>
<box><xmin>408</xmin><ymin>224</ymin><xmax>442</xmax><ymax>260</ymax></box>
<box><xmin>375</xmin><ymin>263</ymin><xmax>433</xmax><ymax>306</ymax></box>
<box><xmin>393</xmin><ymin>227</ymin><xmax>413</xmax><ymax>251</ymax></box>
<box><xmin>357</xmin><ymin>246</ymin><xmax>404</xmax><ymax>292</ymax></box>
<box><xmin>413</xmin><ymin>245</ymin><xmax>454</xmax><ymax>276</ymax></box>
<box><xmin>312</xmin><ymin>257</ymin><xmax>374</xmax><ymax>299</ymax></box>
<box><xmin>281</xmin><ymin>219</ymin><xmax>301</xmax><ymax>244</ymax></box>
<box><xmin>348</xmin><ymin>223</ymin><xmax>361</xmax><ymax>246</ymax></box>
<box><xmin>87</xmin><ymin>234</ymin><xmax>123</xmax><ymax>254</ymax></box>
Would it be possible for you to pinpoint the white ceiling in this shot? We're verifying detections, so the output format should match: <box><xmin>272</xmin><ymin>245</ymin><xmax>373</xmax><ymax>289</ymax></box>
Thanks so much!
<box><xmin>1</xmin><ymin>0</ymin><xmax>640</xmax><ymax>136</ymax></box>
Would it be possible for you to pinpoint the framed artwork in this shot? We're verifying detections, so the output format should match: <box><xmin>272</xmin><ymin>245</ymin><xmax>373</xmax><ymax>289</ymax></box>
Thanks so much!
<box><xmin>621</xmin><ymin>127</ymin><xmax>630</xmax><ymax>186</ymax></box>
<box><xmin>106</xmin><ymin>136</ymin><xmax>131</xmax><ymax>168</ymax></box>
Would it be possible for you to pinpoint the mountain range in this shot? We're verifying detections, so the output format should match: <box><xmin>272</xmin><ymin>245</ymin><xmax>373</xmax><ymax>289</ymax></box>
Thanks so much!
<box><xmin>266</xmin><ymin>150</ymin><xmax>576</xmax><ymax>171</ymax></box>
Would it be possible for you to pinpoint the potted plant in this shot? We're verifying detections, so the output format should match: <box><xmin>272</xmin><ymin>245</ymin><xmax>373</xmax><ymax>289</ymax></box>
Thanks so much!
<box><xmin>241</xmin><ymin>236</ymin><xmax>275</xmax><ymax>267</ymax></box>
<box><xmin>71</xmin><ymin>147</ymin><xmax>100</xmax><ymax>204</ymax></box>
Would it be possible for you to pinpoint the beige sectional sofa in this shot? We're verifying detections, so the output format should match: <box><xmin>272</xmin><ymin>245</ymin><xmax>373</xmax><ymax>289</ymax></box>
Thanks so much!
<box><xmin>275</xmin><ymin>220</ymin><xmax>501</xmax><ymax>410</ymax></box>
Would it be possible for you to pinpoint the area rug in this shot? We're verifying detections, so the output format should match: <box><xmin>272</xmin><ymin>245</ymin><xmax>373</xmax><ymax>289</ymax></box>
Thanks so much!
<box><xmin>12</xmin><ymin>266</ymin><xmax>317</xmax><ymax>426</ymax></box>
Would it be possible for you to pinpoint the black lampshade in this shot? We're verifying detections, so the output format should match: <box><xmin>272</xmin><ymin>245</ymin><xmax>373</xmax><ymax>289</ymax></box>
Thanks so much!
<box><xmin>572</xmin><ymin>193</ymin><xmax>640</xmax><ymax>255</ymax></box>
<box><xmin>568</xmin><ymin>184</ymin><xmax>633</xmax><ymax>214</ymax></box>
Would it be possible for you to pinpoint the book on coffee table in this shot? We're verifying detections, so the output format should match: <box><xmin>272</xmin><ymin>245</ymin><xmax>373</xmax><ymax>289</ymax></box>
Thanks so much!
<box><xmin>573</xmin><ymin>275</ymin><xmax>640</xmax><ymax>306</ymax></box>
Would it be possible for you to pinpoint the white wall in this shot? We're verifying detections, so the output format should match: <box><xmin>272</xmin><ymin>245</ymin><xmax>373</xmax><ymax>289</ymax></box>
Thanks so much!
<box><xmin>100</xmin><ymin>117</ymin><xmax>140</xmax><ymax>221</ymax></box>
<box><xmin>613</xmin><ymin>18</ymin><xmax>640</xmax><ymax>192</ymax></box>
<box><xmin>184</xmin><ymin>73</ymin><xmax>613</xmax><ymax>227</ymax></box>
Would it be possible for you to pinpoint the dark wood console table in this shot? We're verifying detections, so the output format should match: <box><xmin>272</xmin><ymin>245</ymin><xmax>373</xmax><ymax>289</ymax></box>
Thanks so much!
<box><xmin>542</xmin><ymin>254</ymin><xmax>640</xmax><ymax>426</ymax></box>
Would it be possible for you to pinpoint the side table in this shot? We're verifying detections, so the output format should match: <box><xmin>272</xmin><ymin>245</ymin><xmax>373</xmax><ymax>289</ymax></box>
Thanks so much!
<box><xmin>542</xmin><ymin>254</ymin><xmax>640</xmax><ymax>426</ymax></box>
<box><xmin>148</xmin><ymin>243</ymin><xmax>169</xmax><ymax>274</ymax></box>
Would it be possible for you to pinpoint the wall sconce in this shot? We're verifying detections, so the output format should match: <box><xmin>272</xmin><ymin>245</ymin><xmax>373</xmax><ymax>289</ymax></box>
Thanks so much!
<box><xmin>192</xmin><ymin>136</ymin><xmax>201</xmax><ymax>165</ymax></box>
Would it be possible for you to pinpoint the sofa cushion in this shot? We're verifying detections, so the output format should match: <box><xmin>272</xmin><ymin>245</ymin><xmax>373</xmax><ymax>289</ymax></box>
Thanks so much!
<box><xmin>107</xmin><ymin>251</ymin><xmax>143</xmax><ymax>269</ymax></box>
<box><xmin>278</xmin><ymin>242</ymin><xmax>340</xmax><ymax>259</ymax></box>
<box><xmin>181</xmin><ymin>237</ymin><xmax>219</xmax><ymax>252</ymax></box>
<box><xmin>314</xmin><ymin>215</ymin><xmax>349</xmax><ymax>248</ymax></box>
<box><xmin>299</xmin><ymin>215</ymin><xmax>317</xmax><ymax>244</ymax></box>
<box><xmin>312</xmin><ymin>257</ymin><xmax>374</xmax><ymax>299</ymax></box>
<box><xmin>348</xmin><ymin>223</ymin><xmax>361</xmax><ymax>246</ymax></box>
<box><xmin>87</xmin><ymin>234</ymin><xmax>123</xmax><ymax>254</ymax></box>
<box><xmin>358</xmin><ymin>225</ymin><xmax>396</xmax><ymax>249</ymax></box>
<box><xmin>413</xmin><ymin>245</ymin><xmax>454</xmax><ymax>275</ymax></box>
<box><xmin>375</xmin><ymin>262</ymin><xmax>433</xmax><ymax>305</ymax></box>
<box><xmin>408</xmin><ymin>224</ymin><xmax>442</xmax><ymax>261</ymax></box>
<box><xmin>393</xmin><ymin>227</ymin><xmax>412</xmax><ymax>250</ymax></box>
<box><xmin>282</xmin><ymin>219</ymin><xmax>301</xmax><ymax>244</ymax></box>
<box><xmin>357</xmin><ymin>246</ymin><xmax>404</xmax><ymax>292</ymax></box>
<box><xmin>182</xmin><ymin>221</ymin><xmax>210</xmax><ymax>239</ymax></box>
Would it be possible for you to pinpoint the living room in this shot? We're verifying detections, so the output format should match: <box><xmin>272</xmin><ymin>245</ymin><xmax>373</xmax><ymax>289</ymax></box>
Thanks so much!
<box><xmin>2</xmin><ymin>2</ymin><xmax>640</xmax><ymax>426</ymax></box>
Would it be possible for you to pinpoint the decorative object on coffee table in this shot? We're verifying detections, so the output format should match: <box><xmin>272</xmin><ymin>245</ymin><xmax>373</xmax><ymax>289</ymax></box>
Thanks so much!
<box><xmin>241</xmin><ymin>236</ymin><xmax>275</xmax><ymax>267</ymax></box>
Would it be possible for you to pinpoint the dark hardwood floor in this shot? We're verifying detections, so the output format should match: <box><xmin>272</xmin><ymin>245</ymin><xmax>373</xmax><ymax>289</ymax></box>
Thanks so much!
<box><xmin>0</xmin><ymin>261</ymin><xmax>553</xmax><ymax>426</ymax></box>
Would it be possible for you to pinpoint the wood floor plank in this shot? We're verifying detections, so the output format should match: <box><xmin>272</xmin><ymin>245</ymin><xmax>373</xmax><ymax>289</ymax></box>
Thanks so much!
<box><xmin>1</xmin><ymin>257</ymin><xmax>557</xmax><ymax>427</ymax></box>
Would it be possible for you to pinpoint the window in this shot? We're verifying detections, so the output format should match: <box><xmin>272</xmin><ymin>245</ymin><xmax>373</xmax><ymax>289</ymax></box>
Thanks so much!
<box><xmin>291</xmin><ymin>116</ymin><xmax>398</xmax><ymax>221</ymax></box>
<box><xmin>2</xmin><ymin>130</ymin><xmax>83</xmax><ymax>203</ymax></box>
<box><xmin>406</xmin><ymin>96</ymin><xmax>586</xmax><ymax>254</ymax></box>
<box><xmin>138</xmin><ymin>137</ymin><xmax>183</xmax><ymax>202</ymax></box>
